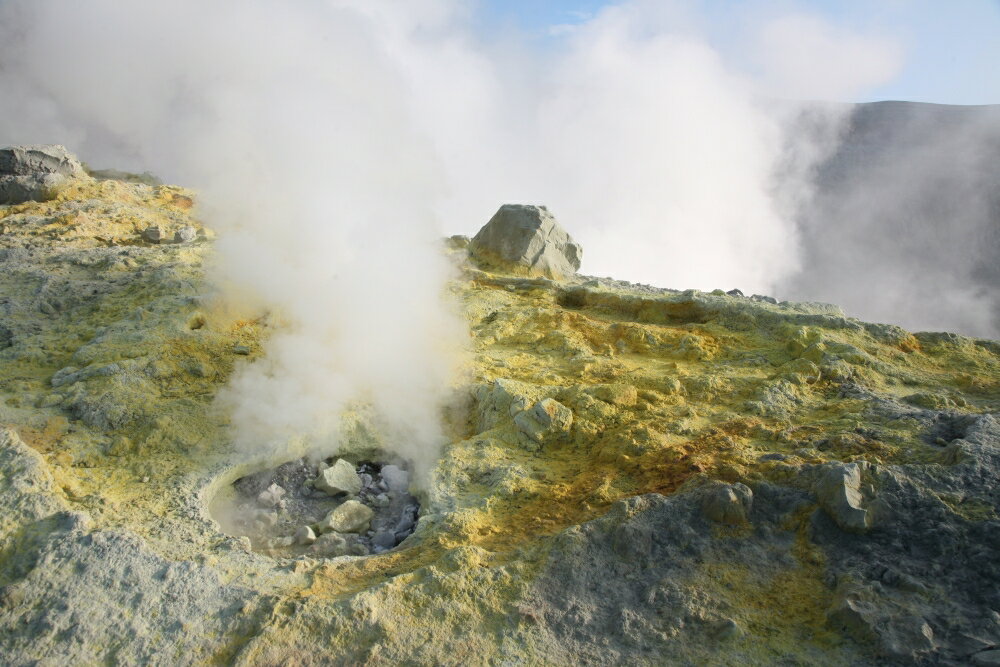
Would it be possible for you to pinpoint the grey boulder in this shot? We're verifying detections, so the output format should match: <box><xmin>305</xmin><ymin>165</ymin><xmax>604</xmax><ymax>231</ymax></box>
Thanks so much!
<box><xmin>701</xmin><ymin>483</ymin><xmax>753</xmax><ymax>525</ymax></box>
<box><xmin>469</xmin><ymin>204</ymin><xmax>582</xmax><ymax>280</ymax></box>
<box><xmin>0</xmin><ymin>145</ymin><xmax>87</xmax><ymax>205</ymax></box>
<box><xmin>815</xmin><ymin>462</ymin><xmax>872</xmax><ymax>533</ymax></box>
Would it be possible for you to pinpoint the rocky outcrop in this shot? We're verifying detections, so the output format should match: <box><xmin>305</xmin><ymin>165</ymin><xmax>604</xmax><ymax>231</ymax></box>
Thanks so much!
<box><xmin>1</xmin><ymin>161</ymin><xmax>1000</xmax><ymax>665</ymax></box>
<box><xmin>0</xmin><ymin>144</ymin><xmax>87</xmax><ymax>204</ymax></box>
<box><xmin>469</xmin><ymin>204</ymin><xmax>582</xmax><ymax>280</ymax></box>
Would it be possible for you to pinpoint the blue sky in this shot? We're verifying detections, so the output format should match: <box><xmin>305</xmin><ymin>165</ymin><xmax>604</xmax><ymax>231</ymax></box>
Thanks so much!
<box><xmin>479</xmin><ymin>0</ymin><xmax>1000</xmax><ymax>105</ymax></box>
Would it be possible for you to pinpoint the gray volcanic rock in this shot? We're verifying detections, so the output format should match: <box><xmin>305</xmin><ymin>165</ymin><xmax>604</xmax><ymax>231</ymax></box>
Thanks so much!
<box><xmin>0</xmin><ymin>144</ymin><xmax>87</xmax><ymax>204</ymax></box>
<box><xmin>814</xmin><ymin>462</ymin><xmax>872</xmax><ymax>533</ymax></box>
<box><xmin>469</xmin><ymin>204</ymin><xmax>582</xmax><ymax>280</ymax></box>
<box><xmin>701</xmin><ymin>482</ymin><xmax>753</xmax><ymax>525</ymax></box>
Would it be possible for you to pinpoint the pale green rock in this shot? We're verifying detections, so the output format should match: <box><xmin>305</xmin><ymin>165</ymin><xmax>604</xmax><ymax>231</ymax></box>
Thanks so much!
<box><xmin>314</xmin><ymin>458</ymin><xmax>361</xmax><ymax>496</ymax></box>
<box><xmin>319</xmin><ymin>499</ymin><xmax>373</xmax><ymax>534</ymax></box>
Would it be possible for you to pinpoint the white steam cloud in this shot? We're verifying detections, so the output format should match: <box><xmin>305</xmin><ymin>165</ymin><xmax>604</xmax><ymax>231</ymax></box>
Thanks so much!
<box><xmin>7</xmin><ymin>0</ymin><xmax>970</xmax><ymax>477</ymax></box>
<box><xmin>0</xmin><ymin>0</ymin><xmax>467</xmax><ymax>477</ymax></box>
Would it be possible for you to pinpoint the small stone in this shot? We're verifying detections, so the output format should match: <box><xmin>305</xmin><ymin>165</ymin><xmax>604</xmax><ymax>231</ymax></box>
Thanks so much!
<box><xmin>713</xmin><ymin>618</ymin><xmax>742</xmax><ymax>639</ymax></box>
<box><xmin>257</xmin><ymin>483</ymin><xmax>286</xmax><ymax>508</ymax></box>
<box><xmin>380</xmin><ymin>465</ymin><xmax>409</xmax><ymax>494</ymax></box>
<box><xmin>174</xmin><ymin>226</ymin><xmax>197</xmax><ymax>243</ymax></box>
<box><xmin>702</xmin><ymin>483</ymin><xmax>753</xmax><ymax>525</ymax></box>
<box><xmin>253</xmin><ymin>510</ymin><xmax>278</xmax><ymax>532</ymax></box>
<box><xmin>591</xmin><ymin>384</ymin><xmax>638</xmax><ymax>407</ymax></box>
<box><xmin>373</xmin><ymin>493</ymin><xmax>390</xmax><ymax>508</ymax></box>
<box><xmin>314</xmin><ymin>459</ymin><xmax>362</xmax><ymax>496</ymax></box>
<box><xmin>514</xmin><ymin>398</ymin><xmax>573</xmax><ymax>444</ymax></box>
<box><xmin>36</xmin><ymin>393</ymin><xmax>64</xmax><ymax>408</ymax></box>
<box><xmin>726</xmin><ymin>289</ymin><xmax>744</xmax><ymax>297</ymax></box>
<box><xmin>271</xmin><ymin>536</ymin><xmax>294</xmax><ymax>548</ymax></box>
<box><xmin>310</xmin><ymin>533</ymin><xmax>348</xmax><ymax>557</ymax></box>
<box><xmin>256</xmin><ymin>509</ymin><xmax>278</xmax><ymax>525</ymax></box>
<box><xmin>143</xmin><ymin>226</ymin><xmax>163</xmax><ymax>243</ymax></box>
<box><xmin>395</xmin><ymin>514</ymin><xmax>415</xmax><ymax>535</ymax></box>
<box><xmin>294</xmin><ymin>525</ymin><xmax>316</xmax><ymax>546</ymax></box>
<box><xmin>372</xmin><ymin>530</ymin><xmax>396</xmax><ymax>549</ymax></box>
<box><xmin>318</xmin><ymin>500</ymin><xmax>374</xmax><ymax>534</ymax></box>
<box><xmin>233</xmin><ymin>345</ymin><xmax>250</xmax><ymax>355</ymax></box>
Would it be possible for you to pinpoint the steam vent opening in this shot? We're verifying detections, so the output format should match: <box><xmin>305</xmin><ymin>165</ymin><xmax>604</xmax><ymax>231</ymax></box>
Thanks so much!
<box><xmin>210</xmin><ymin>457</ymin><xmax>420</xmax><ymax>558</ymax></box>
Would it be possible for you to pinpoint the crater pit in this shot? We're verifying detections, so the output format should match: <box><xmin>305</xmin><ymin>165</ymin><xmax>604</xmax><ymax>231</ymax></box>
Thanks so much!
<box><xmin>210</xmin><ymin>456</ymin><xmax>420</xmax><ymax>558</ymax></box>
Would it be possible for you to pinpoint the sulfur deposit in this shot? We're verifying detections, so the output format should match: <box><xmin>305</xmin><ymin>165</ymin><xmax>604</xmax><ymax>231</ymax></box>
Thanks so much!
<box><xmin>1</xmin><ymin>148</ymin><xmax>999</xmax><ymax>665</ymax></box>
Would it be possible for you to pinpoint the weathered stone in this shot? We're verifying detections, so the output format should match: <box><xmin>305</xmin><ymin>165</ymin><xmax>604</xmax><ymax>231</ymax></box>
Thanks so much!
<box><xmin>174</xmin><ymin>226</ymin><xmax>197</xmax><ymax>243</ymax></box>
<box><xmin>294</xmin><ymin>525</ymin><xmax>316</xmax><ymax>546</ymax></box>
<box><xmin>475</xmin><ymin>379</ymin><xmax>535</xmax><ymax>432</ymax></box>
<box><xmin>372</xmin><ymin>530</ymin><xmax>396</xmax><ymax>550</ymax></box>
<box><xmin>318</xmin><ymin>500</ymin><xmax>373</xmax><ymax>534</ymax></box>
<box><xmin>0</xmin><ymin>144</ymin><xmax>86</xmax><ymax>178</ymax></box>
<box><xmin>143</xmin><ymin>227</ymin><xmax>164</xmax><ymax>244</ymax></box>
<box><xmin>380</xmin><ymin>464</ymin><xmax>409</xmax><ymax>494</ymax></box>
<box><xmin>256</xmin><ymin>483</ymin><xmax>285</xmax><ymax>508</ymax></box>
<box><xmin>268</xmin><ymin>536</ymin><xmax>294</xmax><ymax>549</ymax></box>
<box><xmin>827</xmin><ymin>582</ymin><xmax>938</xmax><ymax>660</ymax></box>
<box><xmin>310</xmin><ymin>532</ymin><xmax>348</xmax><ymax>557</ymax></box>
<box><xmin>973</xmin><ymin>650</ymin><xmax>1000</xmax><ymax>666</ymax></box>
<box><xmin>469</xmin><ymin>204</ymin><xmax>582</xmax><ymax>280</ymax></box>
<box><xmin>713</xmin><ymin>618</ymin><xmax>742</xmax><ymax>640</ymax></box>
<box><xmin>815</xmin><ymin>462</ymin><xmax>872</xmax><ymax>533</ymax></box>
<box><xmin>590</xmin><ymin>384</ymin><xmax>638</xmax><ymax>407</ymax></box>
<box><xmin>0</xmin><ymin>145</ymin><xmax>86</xmax><ymax>205</ymax></box>
<box><xmin>514</xmin><ymin>398</ymin><xmax>573</xmax><ymax>444</ymax></box>
<box><xmin>253</xmin><ymin>510</ymin><xmax>278</xmax><ymax>532</ymax></box>
<box><xmin>701</xmin><ymin>483</ymin><xmax>753</xmax><ymax>525</ymax></box>
<box><xmin>314</xmin><ymin>459</ymin><xmax>361</xmax><ymax>497</ymax></box>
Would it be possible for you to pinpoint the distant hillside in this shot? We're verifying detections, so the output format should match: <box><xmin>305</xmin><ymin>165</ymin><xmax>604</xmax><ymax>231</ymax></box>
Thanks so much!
<box><xmin>780</xmin><ymin>101</ymin><xmax>1000</xmax><ymax>339</ymax></box>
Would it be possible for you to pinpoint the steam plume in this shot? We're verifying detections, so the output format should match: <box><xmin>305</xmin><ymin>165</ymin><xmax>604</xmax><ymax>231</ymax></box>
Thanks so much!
<box><xmin>2</xmin><ymin>1</ymin><xmax>987</xmax><ymax>479</ymax></box>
